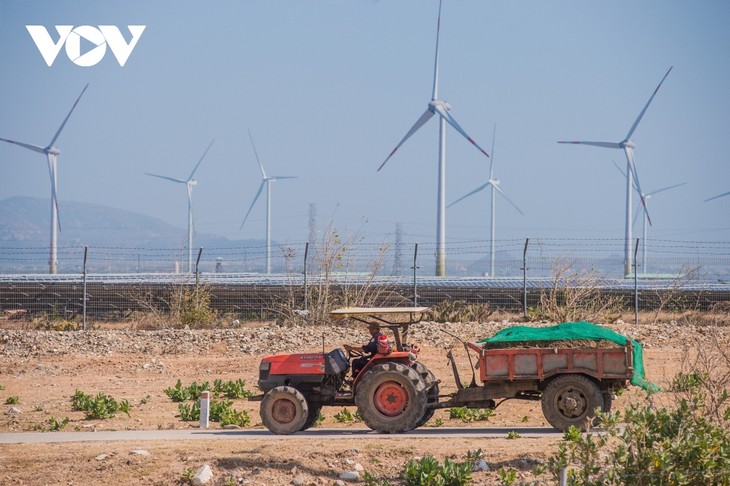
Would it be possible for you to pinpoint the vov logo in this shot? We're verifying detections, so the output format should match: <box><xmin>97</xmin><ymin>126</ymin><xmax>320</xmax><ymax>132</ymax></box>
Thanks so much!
<box><xmin>26</xmin><ymin>25</ymin><xmax>146</xmax><ymax>67</ymax></box>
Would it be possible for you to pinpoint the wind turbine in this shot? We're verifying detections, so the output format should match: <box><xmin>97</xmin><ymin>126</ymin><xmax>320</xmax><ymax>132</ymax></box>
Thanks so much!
<box><xmin>611</xmin><ymin>160</ymin><xmax>685</xmax><ymax>273</ymax></box>
<box><xmin>448</xmin><ymin>124</ymin><xmax>523</xmax><ymax>277</ymax></box>
<box><xmin>240</xmin><ymin>130</ymin><xmax>296</xmax><ymax>274</ymax></box>
<box><xmin>377</xmin><ymin>0</ymin><xmax>491</xmax><ymax>277</ymax></box>
<box><xmin>0</xmin><ymin>83</ymin><xmax>89</xmax><ymax>274</ymax></box>
<box><xmin>145</xmin><ymin>139</ymin><xmax>215</xmax><ymax>273</ymax></box>
<box><xmin>704</xmin><ymin>191</ymin><xmax>730</xmax><ymax>203</ymax></box>
<box><xmin>559</xmin><ymin>67</ymin><xmax>673</xmax><ymax>276</ymax></box>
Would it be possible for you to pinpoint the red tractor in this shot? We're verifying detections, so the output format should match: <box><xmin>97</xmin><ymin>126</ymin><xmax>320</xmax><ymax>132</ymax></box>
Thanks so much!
<box><xmin>255</xmin><ymin>307</ymin><xmax>438</xmax><ymax>434</ymax></box>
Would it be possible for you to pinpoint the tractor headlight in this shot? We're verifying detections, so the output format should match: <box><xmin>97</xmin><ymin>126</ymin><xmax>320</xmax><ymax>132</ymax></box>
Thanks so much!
<box><xmin>408</xmin><ymin>352</ymin><xmax>417</xmax><ymax>363</ymax></box>
<box><xmin>259</xmin><ymin>361</ymin><xmax>271</xmax><ymax>371</ymax></box>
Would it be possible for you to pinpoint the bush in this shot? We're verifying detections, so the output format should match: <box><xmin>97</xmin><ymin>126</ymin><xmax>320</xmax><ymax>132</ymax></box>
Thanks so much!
<box><xmin>70</xmin><ymin>390</ymin><xmax>130</xmax><ymax>420</ymax></box>
<box><xmin>333</xmin><ymin>407</ymin><xmax>360</xmax><ymax>423</ymax></box>
<box><xmin>213</xmin><ymin>379</ymin><xmax>254</xmax><ymax>399</ymax></box>
<box><xmin>448</xmin><ymin>407</ymin><xmax>494</xmax><ymax>423</ymax></box>
<box><xmin>545</xmin><ymin>380</ymin><xmax>730</xmax><ymax>485</ymax></box>
<box><xmin>402</xmin><ymin>456</ymin><xmax>472</xmax><ymax>486</ymax></box>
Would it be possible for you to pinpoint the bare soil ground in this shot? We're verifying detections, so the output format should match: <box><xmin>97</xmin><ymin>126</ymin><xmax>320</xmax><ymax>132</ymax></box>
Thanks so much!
<box><xmin>0</xmin><ymin>317</ymin><xmax>726</xmax><ymax>485</ymax></box>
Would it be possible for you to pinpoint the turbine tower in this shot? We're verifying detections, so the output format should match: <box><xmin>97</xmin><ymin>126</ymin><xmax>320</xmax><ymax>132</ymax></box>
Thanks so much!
<box><xmin>145</xmin><ymin>139</ymin><xmax>215</xmax><ymax>273</ymax></box>
<box><xmin>0</xmin><ymin>83</ymin><xmax>89</xmax><ymax>274</ymax></box>
<box><xmin>378</xmin><ymin>0</ymin><xmax>491</xmax><ymax>277</ymax></box>
<box><xmin>448</xmin><ymin>124</ymin><xmax>523</xmax><ymax>277</ymax></box>
<box><xmin>558</xmin><ymin>67</ymin><xmax>673</xmax><ymax>276</ymax></box>
<box><xmin>240</xmin><ymin>130</ymin><xmax>296</xmax><ymax>274</ymax></box>
<box><xmin>612</xmin><ymin>161</ymin><xmax>685</xmax><ymax>273</ymax></box>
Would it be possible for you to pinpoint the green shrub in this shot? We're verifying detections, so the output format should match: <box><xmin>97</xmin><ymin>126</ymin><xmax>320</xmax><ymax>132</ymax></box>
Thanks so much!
<box><xmin>48</xmin><ymin>416</ymin><xmax>69</xmax><ymax>431</ymax></box>
<box><xmin>402</xmin><ymin>455</ymin><xmax>472</xmax><ymax>486</ymax></box>
<box><xmin>178</xmin><ymin>402</ymin><xmax>200</xmax><ymax>422</ymax></box>
<box><xmin>545</xmin><ymin>384</ymin><xmax>730</xmax><ymax>485</ymax></box>
<box><xmin>448</xmin><ymin>407</ymin><xmax>494</xmax><ymax>423</ymax></box>
<box><xmin>70</xmin><ymin>390</ymin><xmax>130</xmax><ymax>420</ymax></box>
<box><xmin>219</xmin><ymin>408</ymin><xmax>251</xmax><ymax>427</ymax></box>
<box><xmin>5</xmin><ymin>396</ymin><xmax>19</xmax><ymax>405</ymax></box>
<box><xmin>164</xmin><ymin>380</ymin><xmax>191</xmax><ymax>402</ymax></box>
<box><xmin>334</xmin><ymin>407</ymin><xmax>360</xmax><ymax>423</ymax></box>
<box><xmin>213</xmin><ymin>379</ymin><xmax>253</xmax><ymax>399</ymax></box>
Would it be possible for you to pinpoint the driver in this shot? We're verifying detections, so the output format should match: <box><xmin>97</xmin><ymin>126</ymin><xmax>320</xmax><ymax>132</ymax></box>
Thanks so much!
<box><xmin>344</xmin><ymin>324</ymin><xmax>383</xmax><ymax>376</ymax></box>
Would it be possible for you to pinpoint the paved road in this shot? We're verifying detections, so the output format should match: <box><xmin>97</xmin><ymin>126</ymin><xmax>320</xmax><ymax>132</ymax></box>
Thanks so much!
<box><xmin>0</xmin><ymin>427</ymin><xmax>560</xmax><ymax>444</ymax></box>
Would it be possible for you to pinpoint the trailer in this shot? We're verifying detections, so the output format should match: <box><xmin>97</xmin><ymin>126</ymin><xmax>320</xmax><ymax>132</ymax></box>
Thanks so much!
<box><xmin>439</xmin><ymin>339</ymin><xmax>634</xmax><ymax>431</ymax></box>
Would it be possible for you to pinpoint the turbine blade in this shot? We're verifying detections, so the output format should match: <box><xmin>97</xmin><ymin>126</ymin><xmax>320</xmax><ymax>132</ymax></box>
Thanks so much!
<box><xmin>432</xmin><ymin>104</ymin><xmax>490</xmax><ymax>158</ymax></box>
<box><xmin>188</xmin><ymin>139</ymin><xmax>215</xmax><ymax>181</ymax></box>
<box><xmin>647</xmin><ymin>182</ymin><xmax>686</xmax><ymax>197</ymax></box>
<box><xmin>269</xmin><ymin>176</ymin><xmax>297</xmax><ymax>180</ymax></box>
<box><xmin>48</xmin><ymin>83</ymin><xmax>89</xmax><ymax>148</ymax></box>
<box><xmin>431</xmin><ymin>0</ymin><xmax>444</xmax><ymax>100</ymax></box>
<box><xmin>632</xmin><ymin>200</ymin><xmax>642</xmax><ymax>229</ymax></box>
<box><xmin>557</xmin><ymin>141</ymin><xmax>621</xmax><ymax>149</ymax></box>
<box><xmin>240</xmin><ymin>181</ymin><xmax>265</xmax><ymax>230</ymax></box>
<box><xmin>611</xmin><ymin>159</ymin><xmax>627</xmax><ymax>178</ymax></box>
<box><xmin>447</xmin><ymin>182</ymin><xmax>490</xmax><ymax>208</ymax></box>
<box><xmin>0</xmin><ymin>138</ymin><xmax>46</xmax><ymax>154</ymax></box>
<box><xmin>493</xmin><ymin>184</ymin><xmax>524</xmax><ymax>215</ymax></box>
<box><xmin>625</xmin><ymin>147</ymin><xmax>651</xmax><ymax>226</ymax></box>
<box><xmin>145</xmin><ymin>173</ymin><xmax>186</xmax><ymax>184</ymax></box>
<box><xmin>378</xmin><ymin>109</ymin><xmax>434</xmax><ymax>171</ymax></box>
<box><xmin>625</xmin><ymin>66</ymin><xmax>673</xmax><ymax>141</ymax></box>
<box><xmin>704</xmin><ymin>191</ymin><xmax>730</xmax><ymax>203</ymax></box>
<box><xmin>248</xmin><ymin>130</ymin><xmax>267</xmax><ymax>179</ymax></box>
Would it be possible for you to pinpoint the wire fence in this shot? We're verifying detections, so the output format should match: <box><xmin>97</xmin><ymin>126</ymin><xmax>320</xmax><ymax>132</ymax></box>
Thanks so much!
<box><xmin>0</xmin><ymin>238</ymin><xmax>728</xmax><ymax>321</ymax></box>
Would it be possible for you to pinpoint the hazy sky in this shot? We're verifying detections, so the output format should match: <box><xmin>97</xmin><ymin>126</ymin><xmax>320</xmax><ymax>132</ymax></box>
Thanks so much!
<box><xmin>1</xmin><ymin>0</ymin><xmax>729</xmax><ymax>249</ymax></box>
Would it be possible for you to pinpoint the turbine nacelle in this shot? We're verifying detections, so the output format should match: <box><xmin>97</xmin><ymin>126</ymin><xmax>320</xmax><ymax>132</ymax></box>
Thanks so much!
<box><xmin>46</xmin><ymin>146</ymin><xmax>61</xmax><ymax>155</ymax></box>
<box><xmin>188</xmin><ymin>179</ymin><xmax>198</xmax><ymax>186</ymax></box>
<box><xmin>620</xmin><ymin>140</ymin><xmax>636</xmax><ymax>149</ymax></box>
<box><xmin>429</xmin><ymin>99</ymin><xmax>451</xmax><ymax>112</ymax></box>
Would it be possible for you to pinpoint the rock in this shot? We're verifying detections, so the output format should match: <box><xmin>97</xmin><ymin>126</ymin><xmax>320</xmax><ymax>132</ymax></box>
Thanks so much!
<box><xmin>5</xmin><ymin>407</ymin><xmax>21</xmax><ymax>415</ymax></box>
<box><xmin>473</xmin><ymin>459</ymin><xmax>489</xmax><ymax>472</ymax></box>
<box><xmin>95</xmin><ymin>454</ymin><xmax>109</xmax><ymax>461</ymax></box>
<box><xmin>130</xmin><ymin>449</ymin><xmax>150</xmax><ymax>456</ymax></box>
<box><xmin>339</xmin><ymin>471</ymin><xmax>359</xmax><ymax>481</ymax></box>
<box><xmin>291</xmin><ymin>466</ymin><xmax>298</xmax><ymax>475</ymax></box>
<box><xmin>354</xmin><ymin>464</ymin><xmax>364</xmax><ymax>472</ymax></box>
<box><xmin>344</xmin><ymin>459</ymin><xmax>355</xmax><ymax>465</ymax></box>
<box><xmin>222</xmin><ymin>424</ymin><xmax>241</xmax><ymax>429</ymax></box>
<box><xmin>192</xmin><ymin>464</ymin><xmax>213</xmax><ymax>485</ymax></box>
<box><xmin>334</xmin><ymin>481</ymin><xmax>346</xmax><ymax>486</ymax></box>
<box><xmin>291</xmin><ymin>475</ymin><xmax>306</xmax><ymax>486</ymax></box>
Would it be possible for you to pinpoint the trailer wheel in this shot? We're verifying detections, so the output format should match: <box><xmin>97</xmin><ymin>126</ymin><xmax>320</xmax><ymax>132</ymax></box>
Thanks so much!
<box><xmin>355</xmin><ymin>362</ymin><xmax>427</xmax><ymax>433</ymax></box>
<box><xmin>260</xmin><ymin>386</ymin><xmax>309</xmax><ymax>435</ymax></box>
<box><xmin>412</xmin><ymin>362</ymin><xmax>439</xmax><ymax>427</ymax></box>
<box><xmin>300</xmin><ymin>402</ymin><xmax>322</xmax><ymax>431</ymax></box>
<box><xmin>541</xmin><ymin>375</ymin><xmax>604</xmax><ymax>432</ymax></box>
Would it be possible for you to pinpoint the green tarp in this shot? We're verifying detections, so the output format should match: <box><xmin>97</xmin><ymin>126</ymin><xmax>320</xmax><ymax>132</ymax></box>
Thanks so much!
<box><xmin>479</xmin><ymin>321</ymin><xmax>659</xmax><ymax>393</ymax></box>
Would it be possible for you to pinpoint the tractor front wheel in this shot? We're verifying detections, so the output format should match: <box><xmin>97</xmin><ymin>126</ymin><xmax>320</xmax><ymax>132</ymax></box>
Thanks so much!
<box><xmin>412</xmin><ymin>361</ymin><xmax>439</xmax><ymax>427</ymax></box>
<box><xmin>260</xmin><ymin>386</ymin><xmax>309</xmax><ymax>435</ymax></box>
<box><xmin>355</xmin><ymin>362</ymin><xmax>427</xmax><ymax>433</ymax></box>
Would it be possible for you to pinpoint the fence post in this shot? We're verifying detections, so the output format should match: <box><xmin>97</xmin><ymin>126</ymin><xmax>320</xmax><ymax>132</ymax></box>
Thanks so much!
<box><xmin>634</xmin><ymin>238</ymin><xmax>640</xmax><ymax>324</ymax></box>
<box><xmin>199</xmin><ymin>390</ymin><xmax>210</xmax><ymax>429</ymax></box>
<box><xmin>522</xmin><ymin>238</ymin><xmax>529</xmax><ymax>318</ymax></box>
<box><xmin>82</xmin><ymin>246</ymin><xmax>88</xmax><ymax>331</ymax></box>
<box><xmin>412</xmin><ymin>243</ymin><xmax>419</xmax><ymax>306</ymax></box>
<box><xmin>559</xmin><ymin>467</ymin><xmax>567</xmax><ymax>486</ymax></box>
<box><xmin>195</xmin><ymin>247</ymin><xmax>203</xmax><ymax>286</ymax></box>
<box><xmin>303</xmin><ymin>241</ymin><xmax>309</xmax><ymax>312</ymax></box>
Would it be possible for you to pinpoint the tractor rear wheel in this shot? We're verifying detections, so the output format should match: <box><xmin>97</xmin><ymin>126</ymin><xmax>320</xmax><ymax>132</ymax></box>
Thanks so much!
<box><xmin>412</xmin><ymin>361</ymin><xmax>439</xmax><ymax>427</ymax></box>
<box><xmin>260</xmin><ymin>386</ymin><xmax>309</xmax><ymax>435</ymax></box>
<box><xmin>541</xmin><ymin>375</ymin><xmax>604</xmax><ymax>432</ymax></box>
<box><xmin>355</xmin><ymin>362</ymin><xmax>427</xmax><ymax>433</ymax></box>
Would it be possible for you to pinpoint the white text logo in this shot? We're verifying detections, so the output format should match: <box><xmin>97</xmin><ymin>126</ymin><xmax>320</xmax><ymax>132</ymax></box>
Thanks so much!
<box><xmin>26</xmin><ymin>25</ymin><xmax>146</xmax><ymax>67</ymax></box>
